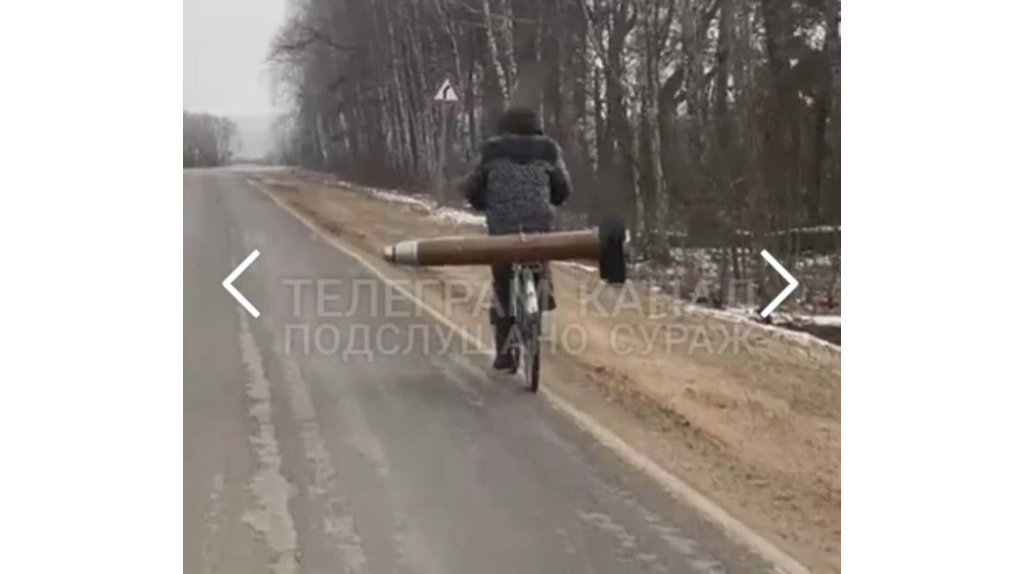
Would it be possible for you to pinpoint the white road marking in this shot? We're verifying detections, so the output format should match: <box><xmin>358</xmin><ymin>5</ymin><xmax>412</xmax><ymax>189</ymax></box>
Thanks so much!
<box><xmin>201</xmin><ymin>473</ymin><xmax>225</xmax><ymax>574</ymax></box>
<box><xmin>251</xmin><ymin>178</ymin><xmax>810</xmax><ymax>574</ymax></box>
<box><xmin>279</xmin><ymin>358</ymin><xmax>370</xmax><ymax>572</ymax></box>
<box><xmin>237</xmin><ymin>309</ymin><xmax>298</xmax><ymax>574</ymax></box>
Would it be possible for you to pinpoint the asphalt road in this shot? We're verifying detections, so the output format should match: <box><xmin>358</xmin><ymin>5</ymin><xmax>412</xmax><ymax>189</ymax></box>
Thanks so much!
<box><xmin>184</xmin><ymin>169</ymin><xmax>774</xmax><ymax>574</ymax></box>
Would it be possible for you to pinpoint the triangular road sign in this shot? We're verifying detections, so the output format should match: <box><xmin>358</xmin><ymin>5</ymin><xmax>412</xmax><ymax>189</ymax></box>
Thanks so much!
<box><xmin>433</xmin><ymin>78</ymin><xmax>458</xmax><ymax>102</ymax></box>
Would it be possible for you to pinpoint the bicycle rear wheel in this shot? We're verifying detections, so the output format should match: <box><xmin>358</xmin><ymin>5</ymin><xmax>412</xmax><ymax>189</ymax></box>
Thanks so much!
<box><xmin>508</xmin><ymin>329</ymin><xmax>521</xmax><ymax>374</ymax></box>
<box><xmin>522</xmin><ymin>320</ymin><xmax>541</xmax><ymax>393</ymax></box>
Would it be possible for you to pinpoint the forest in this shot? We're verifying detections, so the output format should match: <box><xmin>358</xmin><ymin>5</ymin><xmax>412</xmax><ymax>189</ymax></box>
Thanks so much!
<box><xmin>269</xmin><ymin>0</ymin><xmax>840</xmax><ymax>308</ymax></box>
<box><xmin>183</xmin><ymin>112</ymin><xmax>238</xmax><ymax>167</ymax></box>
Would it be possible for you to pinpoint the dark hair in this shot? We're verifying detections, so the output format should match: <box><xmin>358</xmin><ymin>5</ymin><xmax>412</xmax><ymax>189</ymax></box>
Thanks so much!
<box><xmin>496</xmin><ymin>107</ymin><xmax>543</xmax><ymax>135</ymax></box>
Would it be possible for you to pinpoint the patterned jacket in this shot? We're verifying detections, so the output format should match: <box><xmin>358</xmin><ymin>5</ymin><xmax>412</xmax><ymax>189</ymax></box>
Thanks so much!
<box><xmin>462</xmin><ymin>134</ymin><xmax>572</xmax><ymax>235</ymax></box>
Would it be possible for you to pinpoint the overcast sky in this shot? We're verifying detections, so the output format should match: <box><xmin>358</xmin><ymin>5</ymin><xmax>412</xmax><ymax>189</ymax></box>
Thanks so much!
<box><xmin>184</xmin><ymin>0</ymin><xmax>288</xmax><ymax>117</ymax></box>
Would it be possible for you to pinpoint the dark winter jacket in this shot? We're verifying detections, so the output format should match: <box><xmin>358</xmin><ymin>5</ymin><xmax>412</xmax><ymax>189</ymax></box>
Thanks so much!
<box><xmin>462</xmin><ymin>133</ymin><xmax>572</xmax><ymax>235</ymax></box>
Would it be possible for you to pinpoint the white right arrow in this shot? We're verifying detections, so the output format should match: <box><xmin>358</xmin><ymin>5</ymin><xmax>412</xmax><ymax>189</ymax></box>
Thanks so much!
<box><xmin>759</xmin><ymin>249</ymin><xmax>799</xmax><ymax>318</ymax></box>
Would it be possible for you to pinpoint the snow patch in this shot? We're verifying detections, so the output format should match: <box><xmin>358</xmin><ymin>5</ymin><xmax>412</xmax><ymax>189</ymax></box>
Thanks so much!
<box><xmin>557</xmin><ymin>261</ymin><xmax>600</xmax><ymax>274</ymax></box>
<box><xmin>344</xmin><ymin>181</ymin><xmax>486</xmax><ymax>228</ymax></box>
<box><xmin>368</xmin><ymin>188</ymin><xmax>434</xmax><ymax>210</ymax></box>
<box><xmin>431</xmin><ymin>206</ymin><xmax>486</xmax><ymax>228</ymax></box>
<box><xmin>680</xmin><ymin>303</ymin><xmax>842</xmax><ymax>354</ymax></box>
<box><xmin>325</xmin><ymin>175</ymin><xmax>839</xmax><ymax>349</ymax></box>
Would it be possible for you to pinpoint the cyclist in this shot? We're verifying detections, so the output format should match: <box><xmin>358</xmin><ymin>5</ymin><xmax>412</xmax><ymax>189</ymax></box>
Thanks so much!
<box><xmin>461</xmin><ymin>107</ymin><xmax>573</xmax><ymax>371</ymax></box>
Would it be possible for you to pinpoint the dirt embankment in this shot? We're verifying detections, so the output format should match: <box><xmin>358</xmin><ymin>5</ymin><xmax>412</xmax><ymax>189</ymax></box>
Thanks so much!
<box><xmin>253</xmin><ymin>171</ymin><xmax>841</xmax><ymax>573</ymax></box>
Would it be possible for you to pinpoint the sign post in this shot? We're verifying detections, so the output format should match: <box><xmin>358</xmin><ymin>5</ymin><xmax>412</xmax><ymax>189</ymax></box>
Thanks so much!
<box><xmin>433</xmin><ymin>78</ymin><xmax>459</xmax><ymax>204</ymax></box>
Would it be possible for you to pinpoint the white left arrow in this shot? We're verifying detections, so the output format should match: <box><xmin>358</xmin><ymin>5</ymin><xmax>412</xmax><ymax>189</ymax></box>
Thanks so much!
<box><xmin>223</xmin><ymin>249</ymin><xmax>261</xmax><ymax>318</ymax></box>
<box><xmin>759</xmin><ymin>249</ymin><xmax>799</xmax><ymax>318</ymax></box>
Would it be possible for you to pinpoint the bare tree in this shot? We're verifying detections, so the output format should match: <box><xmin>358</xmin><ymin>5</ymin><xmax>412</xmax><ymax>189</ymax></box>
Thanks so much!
<box><xmin>268</xmin><ymin>0</ymin><xmax>841</xmax><ymax>303</ymax></box>
<box><xmin>183</xmin><ymin>112</ymin><xmax>237</xmax><ymax>167</ymax></box>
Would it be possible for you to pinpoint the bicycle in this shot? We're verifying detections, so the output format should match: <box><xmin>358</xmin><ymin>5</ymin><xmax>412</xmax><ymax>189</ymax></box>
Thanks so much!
<box><xmin>382</xmin><ymin>217</ymin><xmax>628</xmax><ymax>394</ymax></box>
<box><xmin>507</xmin><ymin>261</ymin><xmax>545</xmax><ymax>393</ymax></box>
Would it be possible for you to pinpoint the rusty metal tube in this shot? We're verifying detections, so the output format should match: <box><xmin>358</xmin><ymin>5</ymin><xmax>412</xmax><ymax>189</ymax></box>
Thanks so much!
<box><xmin>382</xmin><ymin>217</ymin><xmax>627</xmax><ymax>284</ymax></box>
<box><xmin>383</xmin><ymin>230</ymin><xmax>601</xmax><ymax>266</ymax></box>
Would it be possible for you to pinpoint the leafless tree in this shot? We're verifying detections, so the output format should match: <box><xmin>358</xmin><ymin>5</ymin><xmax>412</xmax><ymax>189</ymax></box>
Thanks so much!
<box><xmin>183</xmin><ymin>112</ymin><xmax>238</xmax><ymax>167</ymax></box>
<box><xmin>268</xmin><ymin>0</ymin><xmax>841</xmax><ymax>299</ymax></box>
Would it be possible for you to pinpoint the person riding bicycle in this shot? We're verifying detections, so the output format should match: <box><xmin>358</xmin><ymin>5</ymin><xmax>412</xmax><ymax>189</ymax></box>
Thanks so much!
<box><xmin>461</xmin><ymin>107</ymin><xmax>572</xmax><ymax>371</ymax></box>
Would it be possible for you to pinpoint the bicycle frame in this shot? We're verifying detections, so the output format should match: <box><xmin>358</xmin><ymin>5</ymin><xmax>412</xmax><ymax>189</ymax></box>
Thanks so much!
<box><xmin>509</xmin><ymin>262</ymin><xmax>544</xmax><ymax>392</ymax></box>
<box><xmin>510</xmin><ymin>262</ymin><xmax>542</xmax><ymax>325</ymax></box>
